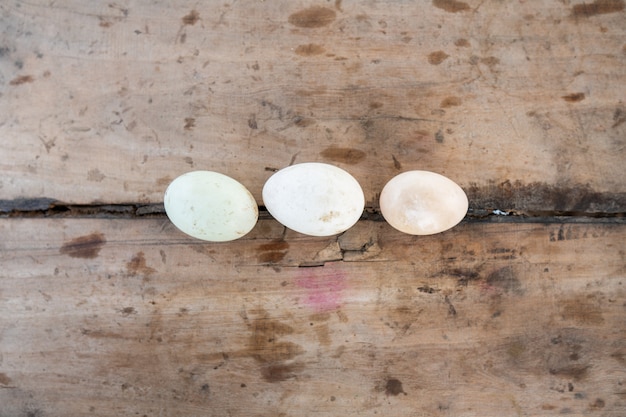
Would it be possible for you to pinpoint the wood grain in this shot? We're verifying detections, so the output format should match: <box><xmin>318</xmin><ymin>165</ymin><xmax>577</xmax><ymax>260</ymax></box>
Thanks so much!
<box><xmin>0</xmin><ymin>218</ymin><xmax>624</xmax><ymax>416</ymax></box>
<box><xmin>1</xmin><ymin>1</ymin><xmax>625</xmax><ymax>416</ymax></box>
<box><xmin>1</xmin><ymin>0</ymin><xmax>625</xmax><ymax>211</ymax></box>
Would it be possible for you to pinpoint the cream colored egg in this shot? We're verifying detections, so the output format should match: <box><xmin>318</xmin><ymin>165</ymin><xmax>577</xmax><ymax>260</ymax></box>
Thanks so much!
<box><xmin>380</xmin><ymin>171</ymin><xmax>468</xmax><ymax>235</ymax></box>
<box><xmin>164</xmin><ymin>171</ymin><xmax>258</xmax><ymax>242</ymax></box>
<box><xmin>262</xmin><ymin>163</ymin><xmax>365</xmax><ymax>236</ymax></box>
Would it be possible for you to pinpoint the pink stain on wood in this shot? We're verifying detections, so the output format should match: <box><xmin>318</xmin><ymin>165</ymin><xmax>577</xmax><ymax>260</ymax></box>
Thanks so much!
<box><xmin>296</xmin><ymin>265</ymin><xmax>346</xmax><ymax>312</ymax></box>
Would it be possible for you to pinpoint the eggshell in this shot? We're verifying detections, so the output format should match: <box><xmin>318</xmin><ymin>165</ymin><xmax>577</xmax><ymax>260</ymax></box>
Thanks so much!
<box><xmin>379</xmin><ymin>171</ymin><xmax>468</xmax><ymax>235</ymax></box>
<box><xmin>262</xmin><ymin>163</ymin><xmax>365</xmax><ymax>236</ymax></box>
<box><xmin>164</xmin><ymin>171</ymin><xmax>258</xmax><ymax>242</ymax></box>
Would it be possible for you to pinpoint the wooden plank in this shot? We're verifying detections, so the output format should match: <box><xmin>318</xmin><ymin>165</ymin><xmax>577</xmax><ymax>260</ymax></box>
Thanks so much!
<box><xmin>0</xmin><ymin>218</ymin><xmax>624</xmax><ymax>416</ymax></box>
<box><xmin>1</xmin><ymin>0</ymin><xmax>625</xmax><ymax>211</ymax></box>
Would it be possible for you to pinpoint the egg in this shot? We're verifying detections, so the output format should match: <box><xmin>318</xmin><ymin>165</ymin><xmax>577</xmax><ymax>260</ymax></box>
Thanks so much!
<box><xmin>164</xmin><ymin>171</ymin><xmax>258</xmax><ymax>242</ymax></box>
<box><xmin>262</xmin><ymin>163</ymin><xmax>365</xmax><ymax>236</ymax></box>
<box><xmin>379</xmin><ymin>170</ymin><xmax>468</xmax><ymax>235</ymax></box>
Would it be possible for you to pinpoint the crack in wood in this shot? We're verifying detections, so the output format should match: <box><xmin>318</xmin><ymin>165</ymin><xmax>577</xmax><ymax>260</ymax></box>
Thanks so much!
<box><xmin>0</xmin><ymin>200</ymin><xmax>624</xmax><ymax>222</ymax></box>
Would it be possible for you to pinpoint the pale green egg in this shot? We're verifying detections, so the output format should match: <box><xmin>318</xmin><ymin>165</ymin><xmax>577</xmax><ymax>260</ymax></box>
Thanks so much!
<box><xmin>164</xmin><ymin>171</ymin><xmax>258</xmax><ymax>242</ymax></box>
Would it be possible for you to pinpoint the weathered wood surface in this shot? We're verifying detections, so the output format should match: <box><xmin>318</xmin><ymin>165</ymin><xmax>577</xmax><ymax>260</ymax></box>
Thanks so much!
<box><xmin>0</xmin><ymin>218</ymin><xmax>624</xmax><ymax>416</ymax></box>
<box><xmin>1</xmin><ymin>0</ymin><xmax>626</xmax><ymax>211</ymax></box>
<box><xmin>1</xmin><ymin>1</ymin><xmax>626</xmax><ymax>416</ymax></box>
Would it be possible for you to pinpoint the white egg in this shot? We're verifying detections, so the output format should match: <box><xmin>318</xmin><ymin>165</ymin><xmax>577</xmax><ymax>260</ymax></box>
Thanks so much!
<box><xmin>262</xmin><ymin>163</ymin><xmax>365</xmax><ymax>236</ymax></box>
<box><xmin>379</xmin><ymin>171</ymin><xmax>468</xmax><ymax>235</ymax></box>
<box><xmin>164</xmin><ymin>171</ymin><xmax>258</xmax><ymax>242</ymax></box>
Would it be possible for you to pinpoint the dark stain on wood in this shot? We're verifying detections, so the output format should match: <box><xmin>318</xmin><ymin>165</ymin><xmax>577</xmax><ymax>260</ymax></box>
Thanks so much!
<box><xmin>320</xmin><ymin>147</ymin><xmax>366</xmax><ymax>164</ymax></box>
<box><xmin>156</xmin><ymin>176</ymin><xmax>172</xmax><ymax>187</ymax></box>
<box><xmin>258</xmin><ymin>240</ymin><xmax>289</xmax><ymax>263</ymax></box>
<box><xmin>126</xmin><ymin>251</ymin><xmax>157</xmax><ymax>276</ymax></box>
<box><xmin>489</xmin><ymin>247</ymin><xmax>516</xmax><ymax>260</ymax></box>
<box><xmin>551</xmin><ymin>225</ymin><xmax>565</xmax><ymax>241</ymax></box>
<box><xmin>295</xmin><ymin>44</ymin><xmax>325</xmax><ymax>56</ymax></box>
<box><xmin>562</xmin><ymin>92</ymin><xmax>585</xmax><ymax>102</ymax></box>
<box><xmin>590</xmin><ymin>398</ymin><xmax>605</xmax><ymax>409</ymax></box>
<box><xmin>441</xmin><ymin>96</ymin><xmax>462</xmax><ymax>108</ymax></box>
<box><xmin>21</xmin><ymin>408</ymin><xmax>44</xmax><ymax>417</ymax></box>
<box><xmin>572</xmin><ymin>0</ymin><xmax>625</xmax><ymax>17</ymax></box>
<box><xmin>245</xmin><ymin>309</ymin><xmax>303</xmax><ymax>363</ymax></box>
<box><xmin>480</xmin><ymin>56</ymin><xmax>500</xmax><ymax>67</ymax></box>
<box><xmin>455</xmin><ymin>38</ymin><xmax>470</xmax><ymax>47</ymax></box>
<box><xmin>612</xmin><ymin>107</ymin><xmax>626</xmax><ymax>128</ymax></box>
<box><xmin>248</xmin><ymin>114</ymin><xmax>257</xmax><ymax>129</ymax></box>
<box><xmin>243</xmin><ymin>309</ymin><xmax>304</xmax><ymax>382</ymax></box>
<box><xmin>392</xmin><ymin>155</ymin><xmax>402</xmax><ymax>170</ymax></box>
<box><xmin>184</xmin><ymin>117</ymin><xmax>196</xmax><ymax>130</ymax></box>
<box><xmin>87</xmin><ymin>169</ymin><xmax>105</xmax><ymax>182</ymax></box>
<box><xmin>433</xmin><ymin>0</ymin><xmax>470</xmax><ymax>13</ymax></box>
<box><xmin>486</xmin><ymin>266</ymin><xmax>523</xmax><ymax>295</ymax></box>
<box><xmin>260</xmin><ymin>363</ymin><xmax>304</xmax><ymax>383</ymax></box>
<box><xmin>466</xmin><ymin>180</ymin><xmax>626</xmax><ymax>212</ymax></box>
<box><xmin>315</xmin><ymin>323</ymin><xmax>332</xmax><ymax>346</ymax></box>
<box><xmin>445</xmin><ymin>296</ymin><xmax>457</xmax><ymax>316</ymax></box>
<box><xmin>288</xmin><ymin>7</ymin><xmax>336</xmax><ymax>28</ymax></box>
<box><xmin>382</xmin><ymin>306</ymin><xmax>421</xmax><ymax>335</ymax></box>
<box><xmin>359</xmin><ymin>118</ymin><xmax>382</xmax><ymax>142</ymax></box>
<box><xmin>9</xmin><ymin>75</ymin><xmax>34</xmax><ymax>85</ymax></box>
<box><xmin>505</xmin><ymin>330</ymin><xmax>592</xmax><ymax>383</ymax></box>
<box><xmin>60</xmin><ymin>232</ymin><xmax>106</xmax><ymax>258</ymax></box>
<box><xmin>0</xmin><ymin>373</ymin><xmax>12</xmax><ymax>385</ymax></box>
<box><xmin>417</xmin><ymin>285</ymin><xmax>439</xmax><ymax>294</ymax></box>
<box><xmin>443</xmin><ymin>268</ymin><xmax>480</xmax><ymax>286</ymax></box>
<box><xmin>506</xmin><ymin>339</ymin><xmax>526</xmax><ymax>360</ymax></box>
<box><xmin>549</xmin><ymin>224</ymin><xmax>588</xmax><ymax>242</ymax></box>
<box><xmin>182</xmin><ymin>10</ymin><xmax>200</xmax><ymax>25</ymax></box>
<box><xmin>80</xmin><ymin>328</ymin><xmax>124</xmax><ymax>339</ymax></box>
<box><xmin>610</xmin><ymin>350</ymin><xmax>626</xmax><ymax>365</ymax></box>
<box><xmin>561</xmin><ymin>295</ymin><xmax>604</xmax><ymax>324</ymax></box>
<box><xmin>120</xmin><ymin>307</ymin><xmax>136</xmax><ymax>316</ymax></box>
<box><xmin>332</xmin><ymin>345</ymin><xmax>346</xmax><ymax>359</ymax></box>
<box><xmin>293</xmin><ymin>116</ymin><xmax>315</xmax><ymax>127</ymax></box>
<box><xmin>428</xmin><ymin>50</ymin><xmax>449</xmax><ymax>65</ymax></box>
<box><xmin>549</xmin><ymin>365</ymin><xmax>590</xmax><ymax>380</ymax></box>
<box><xmin>435</xmin><ymin>130</ymin><xmax>445</xmax><ymax>143</ymax></box>
<box><xmin>385</xmin><ymin>378</ymin><xmax>406</xmax><ymax>396</ymax></box>
<box><xmin>309</xmin><ymin>312</ymin><xmax>331</xmax><ymax>322</ymax></box>
<box><xmin>544</xmin><ymin>332</ymin><xmax>591</xmax><ymax>381</ymax></box>
<box><xmin>295</xmin><ymin>88</ymin><xmax>325</xmax><ymax>97</ymax></box>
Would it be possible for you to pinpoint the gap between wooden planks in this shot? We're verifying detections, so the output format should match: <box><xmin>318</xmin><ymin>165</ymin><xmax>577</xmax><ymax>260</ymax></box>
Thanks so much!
<box><xmin>0</xmin><ymin>218</ymin><xmax>624</xmax><ymax>416</ymax></box>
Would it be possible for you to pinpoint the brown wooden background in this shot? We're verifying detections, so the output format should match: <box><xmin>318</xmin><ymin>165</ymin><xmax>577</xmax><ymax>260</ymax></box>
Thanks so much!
<box><xmin>1</xmin><ymin>1</ymin><xmax>625</xmax><ymax>416</ymax></box>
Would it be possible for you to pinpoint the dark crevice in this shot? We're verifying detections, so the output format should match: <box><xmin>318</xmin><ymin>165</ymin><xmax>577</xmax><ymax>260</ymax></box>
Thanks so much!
<box><xmin>0</xmin><ymin>200</ymin><xmax>165</xmax><ymax>219</ymax></box>
<box><xmin>465</xmin><ymin>208</ymin><xmax>626</xmax><ymax>223</ymax></box>
<box><xmin>0</xmin><ymin>200</ymin><xmax>625</xmax><ymax>223</ymax></box>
